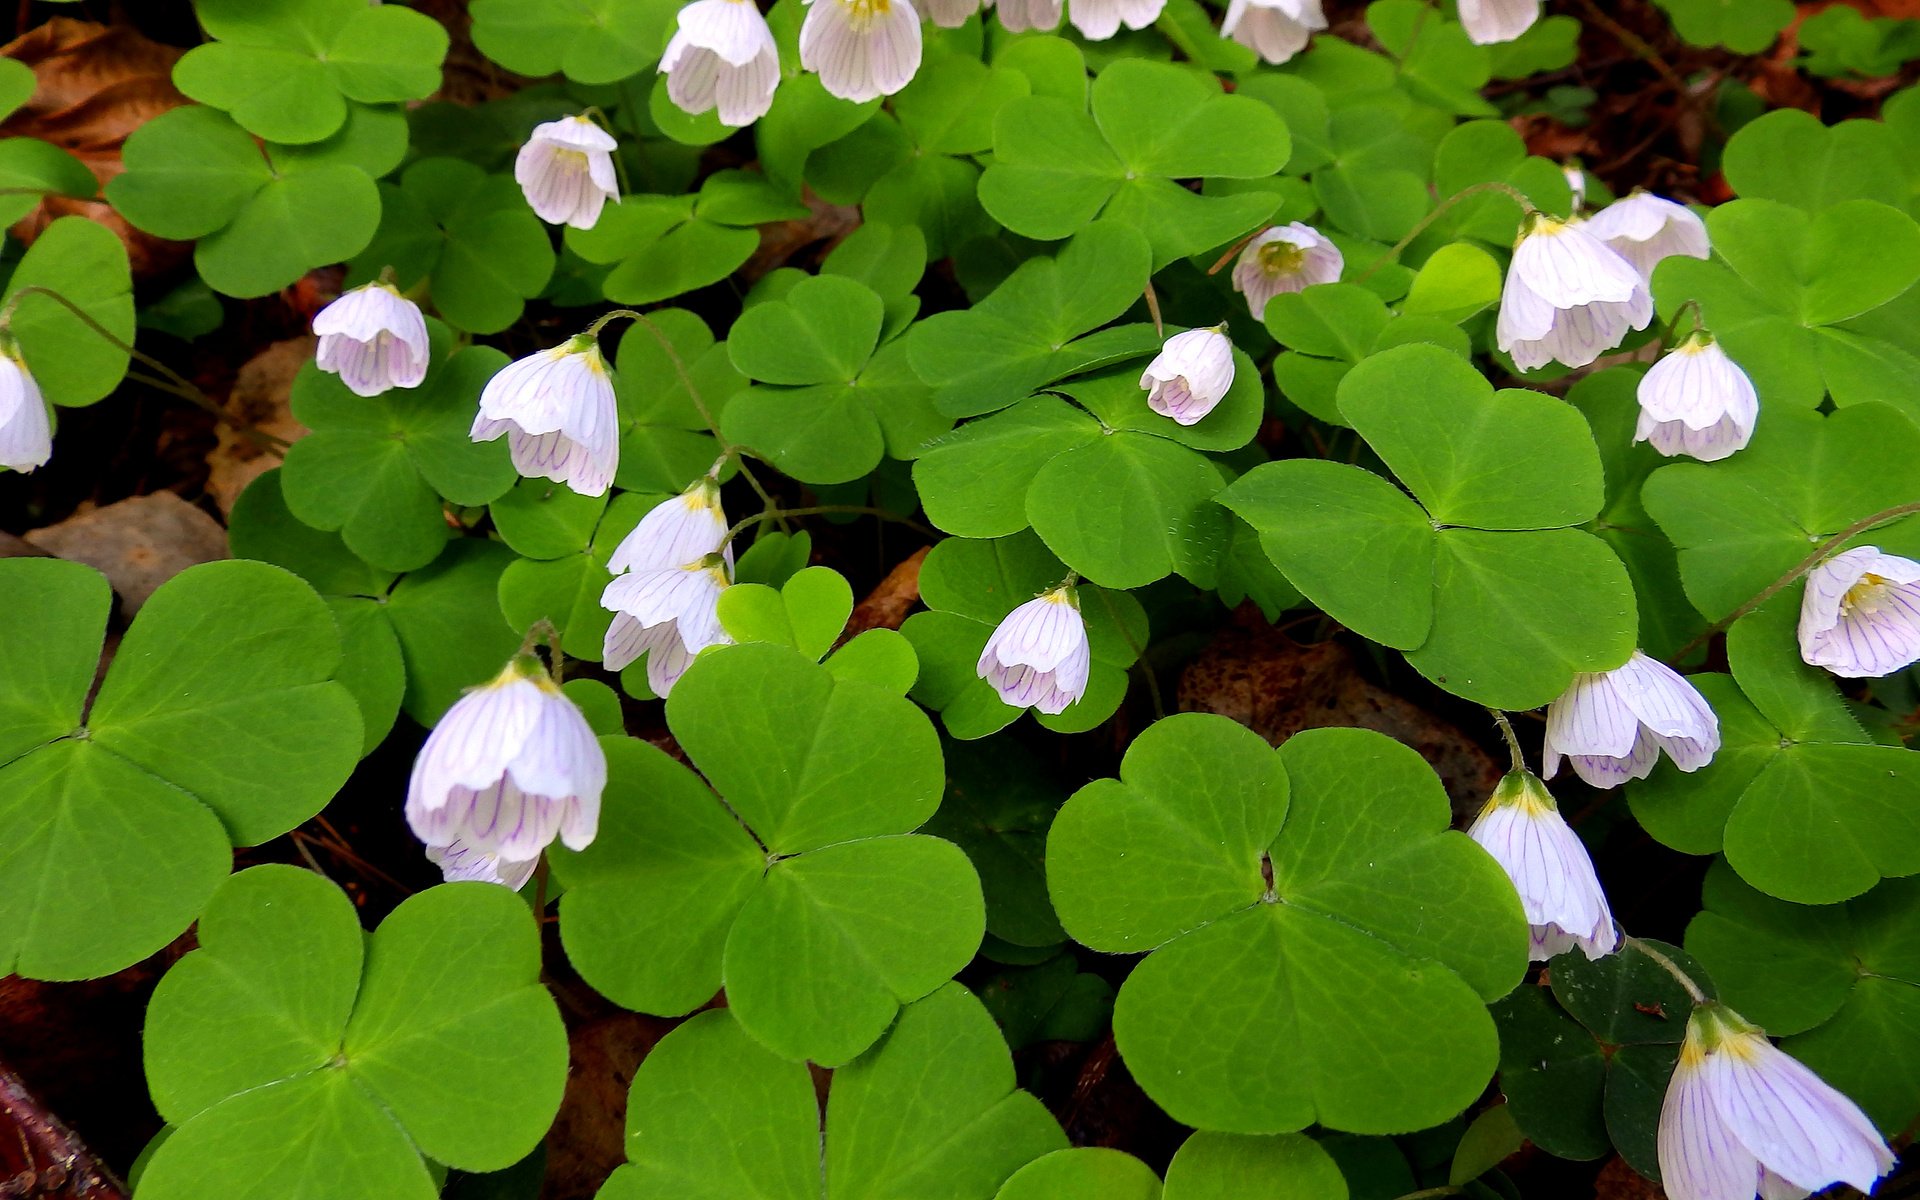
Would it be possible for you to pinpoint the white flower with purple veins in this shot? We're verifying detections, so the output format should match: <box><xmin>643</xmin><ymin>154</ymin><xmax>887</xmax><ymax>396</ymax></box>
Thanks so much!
<box><xmin>407</xmin><ymin>659</ymin><xmax>606</xmax><ymax>889</ymax></box>
<box><xmin>662</xmin><ymin>0</ymin><xmax>781</xmax><ymax>127</ymax></box>
<box><xmin>1658</xmin><ymin>1003</ymin><xmax>1893</xmax><ymax>1200</ymax></box>
<box><xmin>920</xmin><ymin>0</ymin><xmax>980</xmax><ymax>28</ymax></box>
<box><xmin>1544</xmin><ymin>651</ymin><xmax>1720</xmax><ymax>788</ymax></box>
<box><xmin>995</xmin><ymin>0</ymin><xmax>1062</xmax><ymax>32</ymax></box>
<box><xmin>799</xmin><ymin>0</ymin><xmax>923</xmax><ymax>103</ymax></box>
<box><xmin>1141</xmin><ymin>327</ymin><xmax>1236</xmax><ymax>427</ymax></box>
<box><xmin>1797</xmin><ymin>546</ymin><xmax>1920</xmax><ymax>679</ymax></box>
<box><xmin>1468</xmin><ymin>770</ymin><xmax>1618</xmax><ymax>962</ymax></box>
<box><xmin>1582</xmin><ymin>191</ymin><xmax>1711</xmax><ymax>283</ymax></box>
<box><xmin>1067</xmin><ymin>0</ymin><xmax>1164</xmax><ymax>40</ymax></box>
<box><xmin>0</xmin><ymin>343</ymin><xmax>51</xmax><ymax>474</ymax></box>
<box><xmin>311</xmin><ymin>281</ymin><xmax>430</xmax><ymax>398</ymax></box>
<box><xmin>515</xmin><ymin>115</ymin><xmax>620</xmax><ymax>230</ymax></box>
<box><xmin>602</xmin><ymin>557</ymin><xmax>733</xmax><ymax>696</ymax></box>
<box><xmin>1635</xmin><ymin>333</ymin><xmax>1759</xmax><ymax>462</ymax></box>
<box><xmin>1220</xmin><ymin>0</ymin><xmax>1326</xmax><ymax>65</ymax></box>
<box><xmin>1232</xmin><ymin>222</ymin><xmax>1343</xmax><ymax>320</ymax></box>
<box><xmin>472</xmin><ymin>334</ymin><xmax>620</xmax><ymax>497</ymax></box>
<box><xmin>1458</xmin><ymin>0</ymin><xmax>1540</xmax><ymax>44</ymax></box>
<box><xmin>1496</xmin><ymin>214</ymin><xmax>1653</xmax><ymax>372</ymax></box>
<box><xmin>607</xmin><ymin>472</ymin><xmax>732</xmax><ymax>576</ymax></box>
<box><xmin>977</xmin><ymin>586</ymin><xmax>1091</xmax><ymax>715</ymax></box>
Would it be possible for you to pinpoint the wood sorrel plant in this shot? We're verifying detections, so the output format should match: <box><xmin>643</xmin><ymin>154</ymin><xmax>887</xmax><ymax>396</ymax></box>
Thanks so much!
<box><xmin>2</xmin><ymin>1</ymin><xmax>1918</xmax><ymax>1197</ymax></box>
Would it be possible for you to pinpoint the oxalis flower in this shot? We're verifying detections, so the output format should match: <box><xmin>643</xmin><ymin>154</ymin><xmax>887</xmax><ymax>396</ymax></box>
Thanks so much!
<box><xmin>1231</xmin><ymin>222</ymin><xmax>1343</xmax><ymax>321</ymax></box>
<box><xmin>1658</xmin><ymin>1002</ymin><xmax>1893</xmax><ymax>1200</ymax></box>
<box><xmin>1496</xmin><ymin>213</ymin><xmax>1653</xmax><ymax>372</ymax></box>
<box><xmin>1141</xmin><ymin>326</ymin><xmax>1235</xmax><ymax>426</ymax></box>
<box><xmin>472</xmin><ymin>333</ymin><xmax>620</xmax><ymax>498</ymax></box>
<box><xmin>1635</xmin><ymin>332</ymin><xmax>1759</xmax><ymax>463</ymax></box>
<box><xmin>977</xmin><ymin>585</ymin><xmax>1091</xmax><ymax>714</ymax></box>
<box><xmin>1544</xmin><ymin>651</ymin><xmax>1720</xmax><ymax>787</ymax></box>
<box><xmin>1067</xmin><ymin>0</ymin><xmax>1165</xmax><ymax>40</ymax></box>
<box><xmin>607</xmin><ymin>468</ymin><xmax>732</xmax><ymax>576</ymax></box>
<box><xmin>920</xmin><ymin>0</ymin><xmax>981</xmax><ymax>27</ymax></box>
<box><xmin>0</xmin><ymin>340</ymin><xmax>51</xmax><ymax>474</ymax></box>
<box><xmin>1458</xmin><ymin>0</ymin><xmax>1539</xmax><ymax>45</ymax></box>
<box><xmin>799</xmin><ymin>0</ymin><xmax>922</xmax><ymax>104</ymax></box>
<box><xmin>515</xmin><ymin>114</ymin><xmax>620</xmax><ymax>230</ymax></box>
<box><xmin>1468</xmin><ymin>769</ymin><xmax>1618</xmax><ymax>961</ymax></box>
<box><xmin>1583</xmin><ymin>191</ymin><xmax>1710</xmax><ymax>284</ymax></box>
<box><xmin>1797</xmin><ymin>546</ymin><xmax>1920</xmax><ymax>679</ymax></box>
<box><xmin>602</xmin><ymin>555</ymin><xmax>733</xmax><ymax>697</ymax></box>
<box><xmin>661</xmin><ymin>0</ymin><xmax>780</xmax><ymax>127</ymax></box>
<box><xmin>406</xmin><ymin>656</ymin><xmax>606</xmax><ymax>889</ymax></box>
<box><xmin>312</xmin><ymin>281</ymin><xmax>430</xmax><ymax>398</ymax></box>
<box><xmin>1220</xmin><ymin>0</ymin><xmax>1326</xmax><ymax>64</ymax></box>
<box><xmin>994</xmin><ymin>0</ymin><xmax>1062</xmax><ymax>31</ymax></box>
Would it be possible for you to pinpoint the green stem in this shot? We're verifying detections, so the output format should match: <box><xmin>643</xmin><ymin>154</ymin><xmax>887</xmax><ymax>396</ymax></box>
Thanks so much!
<box><xmin>1660</xmin><ymin>298</ymin><xmax>1705</xmax><ymax>348</ymax></box>
<box><xmin>1357</xmin><ymin>181</ymin><xmax>1536</xmax><ymax>284</ymax></box>
<box><xmin>720</xmin><ymin>505</ymin><xmax>935</xmax><ymax>549</ymax></box>
<box><xmin>1667</xmin><ymin>500</ymin><xmax>1920</xmax><ymax>664</ymax></box>
<box><xmin>1487</xmin><ymin>709</ymin><xmax>1527</xmax><ymax>774</ymax></box>
<box><xmin>1623</xmin><ymin>935</ymin><xmax>1709</xmax><ymax>1004</ymax></box>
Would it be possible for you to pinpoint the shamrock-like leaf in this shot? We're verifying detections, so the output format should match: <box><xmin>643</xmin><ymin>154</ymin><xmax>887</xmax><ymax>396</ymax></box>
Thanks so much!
<box><xmin>139</xmin><ymin>867</ymin><xmax>567</xmax><ymax>1200</ymax></box>
<box><xmin>566</xmin><ymin>193</ymin><xmax>760</xmax><ymax>306</ymax></box>
<box><xmin>994</xmin><ymin>1149</ymin><xmax>1162</xmax><ymax>1200</ymax></box>
<box><xmin>1652</xmin><ymin>0</ymin><xmax>1798</xmax><ymax>54</ymax></box>
<box><xmin>469</xmin><ymin>0</ymin><xmax>674</xmax><ymax>85</ymax></box>
<box><xmin>495</xmin><ymin>486</ymin><xmax>653</xmax><ymax>661</ymax></box>
<box><xmin>1047</xmin><ymin>715</ymin><xmax>1527</xmax><ymax>1133</ymax></box>
<box><xmin>1265</xmin><ymin>283</ymin><xmax>1472</xmax><ymax>425</ymax></box>
<box><xmin>0</xmin><ymin>559</ymin><xmax>360</xmax><ymax>980</ymax></box>
<box><xmin>0</xmin><ymin>136</ymin><xmax>96</xmax><ymax>225</ymax></box>
<box><xmin>1</xmin><ymin>216</ymin><xmax>134</xmax><ymax>407</ymax></box>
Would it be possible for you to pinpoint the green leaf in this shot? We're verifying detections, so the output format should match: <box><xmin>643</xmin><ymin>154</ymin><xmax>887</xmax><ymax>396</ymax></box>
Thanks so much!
<box><xmin>1489</xmin><ymin>986</ymin><xmax>1610</xmax><ymax>1161</ymax></box>
<box><xmin>922</xmin><ymin>738</ymin><xmax>1067</xmax><ymax>948</ymax></box>
<box><xmin>995</xmin><ymin>1149</ymin><xmax>1162</xmax><ymax>1200</ymax></box>
<box><xmin>498</xmin><ymin>493</ymin><xmax>651</xmax><ymax>661</ymax></box>
<box><xmin>140</xmin><ymin>867</ymin><xmax>566</xmax><ymax>1200</ymax></box>
<box><xmin>0</xmin><ymin>137</ymin><xmax>96</xmax><ymax>224</ymax></box>
<box><xmin>470</xmin><ymin>0</ymin><xmax>671</xmax><ymax>83</ymax></box>
<box><xmin>0</xmin><ymin>58</ymin><xmax>36</xmax><ymax>121</ymax></box>
<box><xmin>1047</xmin><ymin>717</ymin><xmax>1525</xmax><ymax>1133</ymax></box>
<box><xmin>1403</xmin><ymin>243</ymin><xmax>1503</xmax><ymax>324</ymax></box>
<box><xmin>386</xmin><ymin>538</ymin><xmax>521</xmax><ymax>725</ymax></box>
<box><xmin>107</xmin><ymin>105</ymin><xmax>271</xmax><ymax>240</ymax></box>
<box><xmin>977</xmin><ymin>956</ymin><xmax>1113</xmax><ymax>1048</ymax></box>
<box><xmin>729</xmin><ymin>275</ymin><xmax>887</xmax><ymax>386</ymax></box>
<box><xmin>565</xmin><ymin>197</ymin><xmax>760</xmax><ymax>306</ymax></box>
<box><xmin>916</xmin><ymin>397</ymin><xmax>1104</xmax><ymax>538</ymax></box>
<box><xmin>3</xmin><ymin>216</ymin><xmax>133</xmax><ymax>408</ymax></box>
<box><xmin>1162</xmin><ymin>1132</ymin><xmax>1349</xmax><ymax>1200</ymax></box>
<box><xmin>1026</xmin><ymin>431</ymin><xmax>1227</xmax><ymax>589</ymax></box>
<box><xmin>1447</xmin><ymin>1106</ymin><xmax>1522</xmax><ymax>1186</ymax></box>
<box><xmin>1721</xmin><ymin>109</ymin><xmax>1908</xmax><ymax>209</ymax></box>
<box><xmin>0</xmin><ymin>559</ymin><xmax>360</xmax><ymax>980</ymax></box>
<box><xmin>610</xmin><ymin>308</ymin><xmax>743</xmax><ymax>493</ymax></box>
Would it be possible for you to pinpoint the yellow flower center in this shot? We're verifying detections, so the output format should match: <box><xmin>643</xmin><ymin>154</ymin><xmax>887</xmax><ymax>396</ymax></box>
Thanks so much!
<box><xmin>844</xmin><ymin>0</ymin><xmax>891</xmax><ymax>24</ymax></box>
<box><xmin>1842</xmin><ymin>573</ymin><xmax>1890</xmax><ymax>617</ymax></box>
<box><xmin>555</xmin><ymin>148</ymin><xmax>589</xmax><ymax>171</ymax></box>
<box><xmin>1258</xmin><ymin>241</ymin><xmax>1305</xmax><ymax>276</ymax></box>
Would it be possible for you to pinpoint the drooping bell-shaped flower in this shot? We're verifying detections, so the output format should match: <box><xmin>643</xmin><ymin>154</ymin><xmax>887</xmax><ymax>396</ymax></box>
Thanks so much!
<box><xmin>995</xmin><ymin>0</ymin><xmax>1062</xmax><ymax>32</ymax></box>
<box><xmin>1067</xmin><ymin>0</ymin><xmax>1164</xmax><ymax>39</ymax></box>
<box><xmin>1797</xmin><ymin>546</ymin><xmax>1920</xmax><ymax>679</ymax></box>
<box><xmin>1220</xmin><ymin>0</ymin><xmax>1326</xmax><ymax>64</ymax></box>
<box><xmin>1231</xmin><ymin>222</ymin><xmax>1343</xmax><ymax>321</ymax></box>
<box><xmin>0</xmin><ymin>342</ymin><xmax>51</xmax><ymax>474</ymax></box>
<box><xmin>1140</xmin><ymin>326</ymin><xmax>1236</xmax><ymax>427</ymax></box>
<box><xmin>1582</xmin><ymin>191</ymin><xmax>1710</xmax><ymax>284</ymax></box>
<box><xmin>1468</xmin><ymin>769</ymin><xmax>1618</xmax><ymax>961</ymax></box>
<box><xmin>472</xmin><ymin>334</ymin><xmax>620</xmax><ymax>497</ymax></box>
<box><xmin>799</xmin><ymin>0</ymin><xmax>923</xmax><ymax>103</ymax></box>
<box><xmin>977</xmin><ymin>586</ymin><xmax>1091</xmax><ymax>715</ymax></box>
<box><xmin>1657</xmin><ymin>1003</ymin><xmax>1894</xmax><ymax>1200</ymax></box>
<box><xmin>1458</xmin><ymin>0</ymin><xmax>1539</xmax><ymax>44</ymax></box>
<box><xmin>1496</xmin><ymin>213</ymin><xmax>1653</xmax><ymax>372</ymax></box>
<box><xmin>312</xmin><ymin>281</ymin><xmax>430</xmax><ymax>398</ymax></box>
<box><xmin>1635</xmin><ymin>333</ymin><xmax>1759</xmax><ymax>463</ymax></box>
<box><xmin>601</xmin><ymin>556</ymin><xmax>733</xmax><ymax>697</ymax></box>
<box><xmin>920</xmin><ymin>0</ymin><xmax>981</xmax><ymax>26</ymax></box>
<box><xmin>661</xmin><ymin>0</ymin><xmax>781</xmax><ymax>127</ymax></box>
<box><xmin>515</xmin><ymin>114</ymin><xmax>620</xmax><ymax>230</ymax></box>
<box><xmin>1544</xmin><ymin>651</ymin><xmax>1720</xmax><ymax>788</ymax></box>
<box><xmin>607</xmin><ymin>469</ymin><xmax>733</xmax><ymax>576</ymax></box>
<box><xmin>406</xmin><ymin>657</ymin><xmax>606</xmax><ymax>888</ymax></box>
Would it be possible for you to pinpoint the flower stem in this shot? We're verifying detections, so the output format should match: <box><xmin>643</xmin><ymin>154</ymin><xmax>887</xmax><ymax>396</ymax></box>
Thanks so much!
<box><xmin>1659</xmin><ymin>298</ymin><xmax>1704</xmax><ymax>348</ymax></box>
<box><xmin>1487</xmin><ymin>708</ymin><xmax>1527</xmax><ymax>774</ymax></box>
<box><xmin>1356</xmin><ymin>181</ymin><xmax>1537</xmax><ymax>284</ymax></box>
<box><xmin>1666</xmin><ymin>500</ymin><xmax>1920</xmax><ymax>664</ymax></box>
<box><xmin>1622</xmin><ymin>935</ymin><xmax>1710</xmax><ymax>1004</ymax></box>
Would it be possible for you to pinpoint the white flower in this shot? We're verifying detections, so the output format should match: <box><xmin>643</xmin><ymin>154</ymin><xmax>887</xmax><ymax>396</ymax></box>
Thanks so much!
<box><xmin>1583</xmin><ymin>192</ymin><xmax>1711</xmax><ymax>284</ymax></box>
<box><xmin>607</xmin><ymin>471</ymin><xmax>732</xmax><ymax>576</ymax></box>
<box><xmin>1658</xmin><ymin>1004</ymin><xmax>1893</xmax><ymax>1200</ymax></box>
<box><xmin>472</xmin><ymin>334</ymin><xmax>620</xmax><ymax>498</ymax></box>
<box><xmin>995</xmin><ymin>0</ymin><xmax>1062</xmax><ymax>32</ymax></box>
<box><xmin>312</xmin><ymin>281</ymin><xmax>430</xmax><ymax>398</ymax></box>
<box><xmin>1458</xmin><ymin>0</ymin><xmax>1539</xmax><ymax>44</ymax></box>
<box><xmin>1468</xmin><ymin>770</ymin><xmax>1618</xmax><ymax>961</ymax></box>
<box><xmin>799</xmin><ymin>0</ymin><xmax>923</xmax><ymax>103</ymax></box>
<box><xmin>0</xmin><ymin>345</ymin><xmax>51</xmax><ymax>474</ymax></box>
<box><xmin>1220</xmin><ymin>0</ymin><xmax>1325</xmax><ymax>64</ymax></box>
<box><xmin>1544</xmin><ymin>651</ymin><xmax>1720</xmax><ymax>788</ymax></box>
<box><xmin>1634</xmin><ymin>333</ymin><xmax>1759</xmax><ymax>463</ymax></box>
<box><xmin>515</xmin><ymin>115</ymin><xmax>620</xmax><ymax>230</ymax></box>
<box><xmin>977</xmin><ymin>586</ymin><xmax>1091</xmax><ymax>715</ymax></box>
<box><xmin>602</xmin><ymin>558</ymin><xmax>733</xmax><ymax>696</ymax></box>
<box><xmin>1563</xmin><ymin>164</ymin><xmax>1588</xmax><ymax>213</ymax></box>
<box><xmin>920</xmin><ymin>0</ymin><xmax>980</xmax><ymax>27</ymax></box>
<box><xmin>1496</xmin><ymin>214</ymin><xmax>1653</xmax><ymax>372</ymax></box>
<box><xmin>1231</xmin><ymin>222</ymin><xmax>1343</xmax><ymax>321</ymax></box>
<box><xmin>406</xmin><ymin>659</ymin><xmax>606</xmax><ymax>888</ymax></box>
<box><xmin>1067</xmin><ymin>0</ymin><xmax>1164</xmax><ymax>40</ymax></box>
<box><xmin>1140</xmin><ymin>327</ymin><xmax>1236</xmax><ymax>427</ymax></box>
<box><xmin>662</xmin><ymin>0</ymin><xmax>781</xmax><ymax>127</ymax></box>
<box><xmin>1797</xmin><ymin>546</ymin><xmax>1920</xmax><ymax>680</ymax></box>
